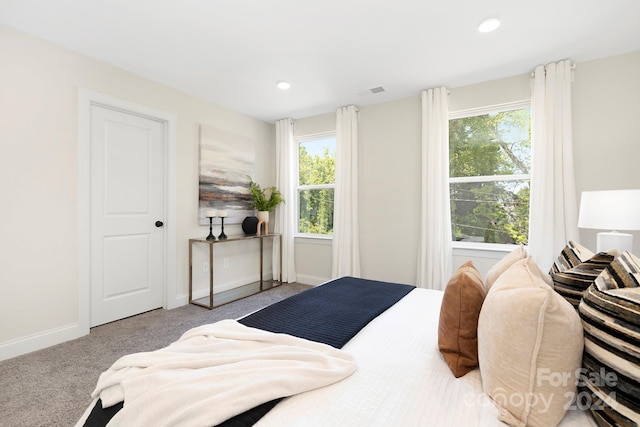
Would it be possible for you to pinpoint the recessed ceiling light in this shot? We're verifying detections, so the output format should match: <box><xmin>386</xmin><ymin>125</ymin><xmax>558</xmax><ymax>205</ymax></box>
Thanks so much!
<box><xmin>478</xmin><ymin>17</ymin><xmax>500</xmax><ymax>33</ymax></box>
<box><xmin>276</xmin><ymin>80</ymin><xmax>291</xmax><ymax>90</ymax></box>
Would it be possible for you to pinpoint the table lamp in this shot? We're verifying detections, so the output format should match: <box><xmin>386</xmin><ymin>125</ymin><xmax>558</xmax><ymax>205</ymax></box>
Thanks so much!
<box><xmin>578</xmin><ymin>189</ymin><xmax>640</xmax><ymax>252</ymax></box>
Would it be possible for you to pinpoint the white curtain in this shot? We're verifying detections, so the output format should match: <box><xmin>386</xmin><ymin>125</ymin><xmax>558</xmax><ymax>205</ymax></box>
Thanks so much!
<box><xmin>416</xmin><ymin>88</ymin><xmax>452</xmax><ymax>290</ymax></box>
<box><xmin>332</xmin><ymin>105</ymin><xmax>361</xmax><ymax>278</ymax></box>
<box><xmin>528</xmin><ymin>60</ymin><xmax>579</xmax><ymax>269</ymax></box>
<box><xmin>273</xmin><ymin>118</ymin><xmax>296</xmax><ymax>283</ymax></box>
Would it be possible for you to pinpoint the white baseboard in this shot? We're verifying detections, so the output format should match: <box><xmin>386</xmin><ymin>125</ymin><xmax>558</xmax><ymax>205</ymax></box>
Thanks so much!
<box><xmin>172</xmin><ymin>293</ymin><xmax>190</xmax><ymax>307</ymax></box>
<box><xmin>1</xmin><ymin>272</ymin><xmax>323</xmax><ymax>361</ymax></box>
<box><xmin>176</xmin><ymin>273</ymin><xmax>275</xmax><ymax>305</ymax></box>
<box><xmin>295</xmin><ymin>274</ymin><xmax>330</xmax><ymax>286</ymax></box>
<box><xmin>0</xmin><ymin>323</ymin><xmax>85</xmax><ymax>362</ymax></box>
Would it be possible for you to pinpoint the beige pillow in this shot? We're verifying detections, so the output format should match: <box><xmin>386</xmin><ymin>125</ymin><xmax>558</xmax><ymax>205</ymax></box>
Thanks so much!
<box><xmin>438</xmin><ymin>261</ymin><xmax>486</xmax><ymax>378</ymax></box>
<box><xmin>478</xmin><ymin>257</ymin><xmax>583</xmax><ymax>427</ymax></box>
<box><xmin>484</xmin><ymin>245</ymin><xmax>527</xmax><ymax>292</ymax></box>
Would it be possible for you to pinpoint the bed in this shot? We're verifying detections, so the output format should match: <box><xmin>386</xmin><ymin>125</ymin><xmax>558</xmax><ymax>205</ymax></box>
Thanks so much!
<box><xmin>76</xmin><ymin>275</ymin><xmax>597</xmax><ymax>427</ymax></box>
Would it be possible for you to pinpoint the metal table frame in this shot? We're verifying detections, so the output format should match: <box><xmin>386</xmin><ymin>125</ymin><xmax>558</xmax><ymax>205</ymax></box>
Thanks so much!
<box><xmin>188</xmin><ymin>234</ymin><xmax>283</xmax><ymax>309</ymax></box>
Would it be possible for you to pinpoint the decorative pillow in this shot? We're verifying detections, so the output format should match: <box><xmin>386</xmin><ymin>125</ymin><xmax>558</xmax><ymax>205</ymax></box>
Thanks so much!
<box><xmin>595</xmin><ymin>251</ymin><xmax>640</xmax><ymax>290</ymax></box>
<box><xmin>551</xmin><ymin>250</ymin><xmax>618</xmax><ymax>310</ymax></box>
<box><xmin>438</xmin><ymin>261</ymin><xmax>486</xmax><ymax>378</ymax></box>
<box><xmin>549</xmin><ymin>241</ymin><xmax>594</xmax><ymax>275</ymax></box>
<box><xmin>484</xmin><ymin>245</ymin><xmax>527</xmax><ymax>292</ymax></box>
<box><xmin>578</xmin><ymin>251</ymin><xmax>640</xmax><ymax>426</ymax></box>
<box><xmin>478</xmin><ymin>257</ymin><xmax>583</xmax><ymax>427</ymax></box>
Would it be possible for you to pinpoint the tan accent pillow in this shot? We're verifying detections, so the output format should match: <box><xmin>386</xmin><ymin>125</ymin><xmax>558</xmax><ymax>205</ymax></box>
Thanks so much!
<box><xmin>438</xmin><ymin>261</ymin><xmax>486</xmax><ymax>378</ymax></box>
<box><xmin>478</xmin><ymin>257</ymin><xmax>583</xmax><ymax>427</ymax></box>
<box><xmin>484</xmin><ymin>245</ymin><xmax>527</xmax><ymax>292</ymax></box>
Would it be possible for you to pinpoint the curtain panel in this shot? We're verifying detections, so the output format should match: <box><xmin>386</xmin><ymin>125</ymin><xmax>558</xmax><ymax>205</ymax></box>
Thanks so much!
<box><xmin>273</xmin><ymin>118</ymin><xmax>297</xmax><ymax>283</ymax></box>
<box><xmin>332</xmin><ymin>105</ymin><xmax>361</xmax><ymax>278</ymax></box>
<box><xmin>528</xmin><ymin>60</ymin><xmax>579</xmax><ymax>270</ymax></box>
<box><xmin>416</xmin><ymin>88</ymin><xmax>452</xmax><ymax>290</ymax></box>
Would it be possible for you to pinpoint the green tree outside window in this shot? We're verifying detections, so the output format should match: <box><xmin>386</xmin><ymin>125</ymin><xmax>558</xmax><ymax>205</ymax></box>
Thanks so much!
<box><xmin>450</xmin><ymin>107</ymin><xmax>531</xmax><ymax>244</ymax></box>
<box><xmin>298</xmin><ymin>137</ymin><xmax>335</xmax><ymax>235</ymax></box>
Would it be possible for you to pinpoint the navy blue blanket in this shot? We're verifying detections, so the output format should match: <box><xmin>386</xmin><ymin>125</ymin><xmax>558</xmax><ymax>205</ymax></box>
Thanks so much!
<box><xmin>239</xmin><ymin>276</ymin><xmax>414</xmax><ymax>347</ymax></box>
<box><xmin>84</xmin><ymin>276</ymin><xmax>414</xmax><ymax>427</ymax></box>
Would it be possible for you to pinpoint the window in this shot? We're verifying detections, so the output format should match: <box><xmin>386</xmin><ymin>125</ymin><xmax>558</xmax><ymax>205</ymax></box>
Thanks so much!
<box><xmin>449</xmin><ymin>102</ymin><xmax>531</xmax><ymax>245</ymax></box>
<box><xmin>296</xmin><ymin>133</ymin><xmax>336</xmax><ymax>236</ymax></box>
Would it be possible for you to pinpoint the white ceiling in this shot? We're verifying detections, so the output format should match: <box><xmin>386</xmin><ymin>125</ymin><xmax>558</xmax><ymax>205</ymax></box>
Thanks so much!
<box><xmin>1</xmin><ymin>0</ymin><xmax>639</xmax><ymax>122</ymax></box>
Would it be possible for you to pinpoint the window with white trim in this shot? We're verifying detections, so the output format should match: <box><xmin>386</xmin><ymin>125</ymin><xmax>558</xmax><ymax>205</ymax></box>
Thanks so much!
<box><xmin>449</xmin><ymin>102</ymin><xmax>531</xmax><ymax>245</ymax></box>
<box><xmin>296</xmin><ymin>133</ymin><xmax>336</xmax><ymax>237</ymax></box>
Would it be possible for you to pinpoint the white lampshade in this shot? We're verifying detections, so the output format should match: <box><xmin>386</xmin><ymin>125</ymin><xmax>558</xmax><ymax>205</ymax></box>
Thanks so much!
<box><xmin>578</xmin><ymin>189</ymin><xmax>640</xmax><ymax>252</ymax></box>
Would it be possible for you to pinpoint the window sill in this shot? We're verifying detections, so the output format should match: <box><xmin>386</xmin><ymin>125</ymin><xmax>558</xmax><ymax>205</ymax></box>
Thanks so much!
<box><xmin>452</xmin><ymin>241</ymin><xmax>524</xmax><ymax>258</ymax></box>
<box><xmin>295</xmin><ymin>235</ymin><xmax>333</xmax><ymax>245</ymax></box>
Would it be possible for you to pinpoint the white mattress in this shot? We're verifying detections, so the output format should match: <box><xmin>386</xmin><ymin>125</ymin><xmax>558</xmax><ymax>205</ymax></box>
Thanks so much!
<box><xmin>255</xmin><ymin>288</ymin><xmax>596</xmax><ymax>427</ymax></box>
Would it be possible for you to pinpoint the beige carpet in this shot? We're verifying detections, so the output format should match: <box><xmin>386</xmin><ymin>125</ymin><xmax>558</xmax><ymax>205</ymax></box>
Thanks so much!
<box><xmin>0</xmin><ymin>283</ymin><xmax>311</xmax><ymax>427</ymax></box>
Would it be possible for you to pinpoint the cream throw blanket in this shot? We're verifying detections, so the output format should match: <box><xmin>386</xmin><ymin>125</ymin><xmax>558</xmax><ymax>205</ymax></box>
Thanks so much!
<box><xmin>87</xmin><ymin>319</ymin><xmax>357</xmax><ymax>427</ymax></box>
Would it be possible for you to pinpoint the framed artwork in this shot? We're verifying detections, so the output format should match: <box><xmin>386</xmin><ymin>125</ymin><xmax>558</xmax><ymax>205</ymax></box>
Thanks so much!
<box><xmin>198</xmin><ymin>125</ymin><xmax>255</xmax><ymax>225</ymax></box>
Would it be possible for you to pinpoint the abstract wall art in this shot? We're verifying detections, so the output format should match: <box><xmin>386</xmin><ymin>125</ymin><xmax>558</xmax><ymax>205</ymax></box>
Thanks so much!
<box><xmin>198</xmin><ymin>125</ymin><xmax>255</xmax><ymax>225</ymax></box>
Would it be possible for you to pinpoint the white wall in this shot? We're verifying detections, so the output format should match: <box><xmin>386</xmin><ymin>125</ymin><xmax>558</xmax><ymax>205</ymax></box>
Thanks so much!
<box><xmin>293</xmin><ymin>51</ymin><xmax>640</xmax><ymax>285</ymax></box>
<box><xmin>572</xmin><ymin>53</ymin><xmax>640</xmax><ymax>251</ymax></box>
<box><xmin>358</xmin><ymin>97</ymin><xmax>422</xmax><ymax>284</ymax></box>
<box><xmin>0</xmin><ymin>25</ymin><xmax>275</xmax><ymax>360</ymax></box>
<box><xmin>2</xmin><ymin>20</ymin><xmax>637</xmax><ymax>359</ymax></box>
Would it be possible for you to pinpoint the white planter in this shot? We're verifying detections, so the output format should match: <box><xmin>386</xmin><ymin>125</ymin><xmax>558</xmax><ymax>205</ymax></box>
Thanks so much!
<box><xmin>257</xmin><ymin>211</ymin><xmax>269</xmax><ymax>223</ymax></box>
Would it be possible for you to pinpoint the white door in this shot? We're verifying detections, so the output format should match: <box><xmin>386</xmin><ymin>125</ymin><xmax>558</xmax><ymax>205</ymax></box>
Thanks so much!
<box><xmin>90</xmin><ymin>104</ymin><xmax>165</xmax><ymax>326</ymax></box>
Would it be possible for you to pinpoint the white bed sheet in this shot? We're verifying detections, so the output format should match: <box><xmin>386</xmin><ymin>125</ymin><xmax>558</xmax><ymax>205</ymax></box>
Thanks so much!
<box><xmin>255</xmin><ymin>288</ymin><xmax>596</xmax><ymax>427</ymax></box>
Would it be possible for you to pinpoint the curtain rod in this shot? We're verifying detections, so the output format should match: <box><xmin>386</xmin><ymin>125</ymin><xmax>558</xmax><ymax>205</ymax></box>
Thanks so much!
<box><xmin>530</xmin><ymin>63</ymin><xmax>576</xmax><ymax>78</ymax></box>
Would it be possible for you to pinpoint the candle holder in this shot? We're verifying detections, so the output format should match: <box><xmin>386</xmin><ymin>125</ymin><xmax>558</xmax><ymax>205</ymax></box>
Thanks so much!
<box><xmin>218</xmin><ymin>217</ymin><xmax>227</xmax><ymax>240</ymax></box>
<box><xmin>206</xmin><ymin>216</ymin><xmax>216</xmax><ymax>241</ymax></box>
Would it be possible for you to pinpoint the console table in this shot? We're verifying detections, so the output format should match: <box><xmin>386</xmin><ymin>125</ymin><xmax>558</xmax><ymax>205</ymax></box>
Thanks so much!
<box><xmin>188</xmin><ymin>234</ymin><xmax>282</xmax><ymax>309</ymax></box>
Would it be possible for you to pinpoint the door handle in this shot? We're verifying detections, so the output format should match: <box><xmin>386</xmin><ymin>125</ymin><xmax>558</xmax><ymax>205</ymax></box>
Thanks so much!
<box><xmin>155</xmin><ymin>221</ymin><xmax>164</xmax><ymax>228</ymax></box>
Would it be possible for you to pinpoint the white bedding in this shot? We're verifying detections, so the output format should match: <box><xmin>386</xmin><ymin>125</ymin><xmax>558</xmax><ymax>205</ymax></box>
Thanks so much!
<box><xmin>255</xmin><ymin>288</ymin><xmax>596</xmax><ymax>427</ymax></box>
<box><xmin>77</xmin><ymin>287</ymin><xmax>598</xmax><ymax>427</ymax></box>
<box><xmin>77</xmin><ymin>320</ymin><xmax>355</xmax><ymax>427</ymax></box>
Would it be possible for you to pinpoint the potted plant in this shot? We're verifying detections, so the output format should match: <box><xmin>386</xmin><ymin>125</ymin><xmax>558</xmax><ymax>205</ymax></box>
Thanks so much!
<box><xmin>248</xmin><ymin>180</ymin><xmax>284</xmax><ymax>224</ymax></box>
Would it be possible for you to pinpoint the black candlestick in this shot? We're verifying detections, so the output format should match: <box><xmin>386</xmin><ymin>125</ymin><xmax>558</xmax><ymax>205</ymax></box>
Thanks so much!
<box><xmin>206</xmin><ymin>216</ymin><xmax>216</xmax><ymax>241</ymax></box>
<box><xmin>218</xmin><ymin>217</ymin><xmax>227</xmax><ymax>240</ymax></box>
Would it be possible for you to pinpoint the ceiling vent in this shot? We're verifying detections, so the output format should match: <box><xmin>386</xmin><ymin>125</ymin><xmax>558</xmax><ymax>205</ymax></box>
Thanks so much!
<box><xmin>357</xmin><ymin>86</ymin><xmax>386</xmax><ymax>96</ymax></box>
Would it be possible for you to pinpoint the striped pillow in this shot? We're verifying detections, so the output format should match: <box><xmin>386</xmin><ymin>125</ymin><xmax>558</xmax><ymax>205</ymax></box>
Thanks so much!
<box><xmin>578</xmin><ymin>252</ymin><xmax>640</xmax><ymax>426</ymax></box>
<box><xmin>549</xmin><ymin>241</ymin><xmax>594</xmax><ymax>275</ymax></box>
<box><xmin>551</xmin><ymin>251</ymin><xmax>618</xmax><ymax>309</ymax></box>
<box><xmin>595</xmin><ymin>251</ymin><xmax>640</xmax><ymax>290</ymax></box>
